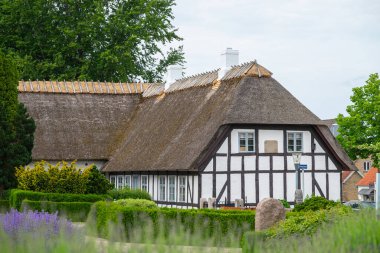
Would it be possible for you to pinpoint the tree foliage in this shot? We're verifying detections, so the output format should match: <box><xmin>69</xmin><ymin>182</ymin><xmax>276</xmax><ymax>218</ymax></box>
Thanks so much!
<box><xmin>336</xmin><ymin>73</ymin><xmax>380</xmax><ymax>166</ymax></box>
<box><xmin>0</xmin><ymin>52</ymin><xmax>35</xmax><ymax>190</ymax></box>
<box><xmin>0</xmin><ymin>0</ymin><xmax>184</xmax><ymax>82</ymax></box>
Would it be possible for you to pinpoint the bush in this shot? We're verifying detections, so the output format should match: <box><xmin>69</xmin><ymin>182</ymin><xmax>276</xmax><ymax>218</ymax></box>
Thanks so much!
<box><xmin>88</xmin><ymin>201</ymin><xmax>255</xmax><ymax>244</ymax></box>
<box><xmin>0</xmin><ymin>200</ymin><xmax>10</xmax><ymax>211</ymax></box>
<box><xmin>16</xmin><ymin>161</ymin><xmax>111</xmax><ymax>194</ymax></box>
<box><xmin>114</xmin><ymin>199</ymin><xmax>157</xmax><ymax>209</ymax></box>
<box><xmin>107</xmin><ymin>188</ymin><xmax>151</xmax><ymax>200</ymax></box>
<box><xmin>279</xmin><ymin>199</ymin><xmax>290</xmax><ymax>208</ymax></box>
<box><xmin>0</xmin><ymin>189</ymin><xmax>11</xmax><ymax>200</ymax></box>
<box><xmin>21</xmin><ymin>200</ymin><xmax>93</xmax><ymax>222</ymax></box>
<box><xmin>9</xmin><ymin>189</ymin><xmax>109</xmax><ymax>210</ymax></box>
<box><xmin>293</xmin><ymin>196</ymin><xmax>339</xmax><ymax>212</ymax></box>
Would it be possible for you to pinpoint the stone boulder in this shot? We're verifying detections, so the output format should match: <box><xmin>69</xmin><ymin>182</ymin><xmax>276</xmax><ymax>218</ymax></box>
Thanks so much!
<box><xmin>255</xmin><ymin>198</ymin><xmax>286</xmax><ymax>231</ymax></box>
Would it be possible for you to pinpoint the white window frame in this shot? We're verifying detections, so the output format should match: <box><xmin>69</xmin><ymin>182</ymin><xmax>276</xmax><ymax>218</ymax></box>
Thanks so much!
<box><xmin>364</xmin><ymin>161</ymin><xmax>371</xmax><ymax>171</ymax></box>
<box><xmin>117</xmin><ymin>175</ymin><xmax>124</xmax><ymax>189</ymax></box>
<box><xmin>158</xmin><ymin>176</ymin><xmax>166</xmax><ymax>201</ymax></box>
<box><xmin>238</xmin><ymin>131</ymin><xmax>255</xmax><ymax>152</ymax></box>
<box><xmin>287</xmin><ymin>132</ymin><xmax>303</xmax><ymax>152</ymax></box>
<box><xmin>141</xmin><ymin>175</ymin><xmax>148</xmax><ymax>191</ymax></box>
<box><xmin>110</xmin><ymin>176</ymin><xmax>116</xmax><ymax>189</ymax></box>
<box><xmin>125</xmin><ymin>175</ymin><xmax>131</xmax><ymax>189</ymax></box>
<box><xmin>178</xmin><ymin>176</ymin><xmax>187</xmax><ymax>202</ymax></box>
<box><xmin>168</xmin><ymin>176</ymin><xmax>176</xmax><ymax>202</ymax></box>
<box><xmin>132</xmin><ymin>175</ymin><xmax>140</xmax><ymax>190</ymax></box>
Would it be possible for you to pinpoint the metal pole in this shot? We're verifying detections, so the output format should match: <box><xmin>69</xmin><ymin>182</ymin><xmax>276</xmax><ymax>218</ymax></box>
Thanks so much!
<box><xmin>376</xmin><ymin>173</ymin><xmax>380</xmax><ymax>220</ymax></box>
<box><xmin>302</xmin><ymin>168</ymin><xmax>305</xmax><ymax>196</ymax></box>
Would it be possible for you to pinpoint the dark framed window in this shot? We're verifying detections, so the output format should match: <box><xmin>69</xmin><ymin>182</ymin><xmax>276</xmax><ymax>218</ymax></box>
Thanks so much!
<box><xmin>288</xmin><ymin>132</ymin><xmax>303</xmax><ymax>152</ymax></box>
<box><xmin>239</xmin><ymin>132</ymin><xmax>255</xmax><ymax>152</ymax></box>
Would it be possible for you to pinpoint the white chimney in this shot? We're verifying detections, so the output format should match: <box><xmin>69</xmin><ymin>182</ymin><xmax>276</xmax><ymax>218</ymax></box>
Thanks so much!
<box><xmin>165</xmin><ymin>65</ymin><xmax>184</xmax><ymax>90</ymax></box>
<box><xmin>218</xmin><ymin>48</ymin><xmax>239</xmax><ymax>80</ymax></box>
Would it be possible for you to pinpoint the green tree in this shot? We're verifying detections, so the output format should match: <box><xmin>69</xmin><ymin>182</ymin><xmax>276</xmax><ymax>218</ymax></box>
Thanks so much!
<box><xmin>0</xmin><ymin>52</ymin><xmax>35</xmax><ymax>190</ymax></box>
<box><xmin>0</xmin><ymin>0</ymin><xmax>184</xmax><ymax>82</ymax></box>
<box><xmin>83</xmin><ymin>165</ymin><xmax>113</xmax><ymax>194</ymax></box>
<box><xmin>336</xmin><ymin>73</ymin><xmax>380</xmax><ymax>166</ymax></box>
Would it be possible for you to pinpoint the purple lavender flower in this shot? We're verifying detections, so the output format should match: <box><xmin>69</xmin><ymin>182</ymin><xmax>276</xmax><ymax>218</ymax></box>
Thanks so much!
<box><xmin>0</xmin><ymin>209</ymin><xmax>73</xmax><ymax>240</ymax></box>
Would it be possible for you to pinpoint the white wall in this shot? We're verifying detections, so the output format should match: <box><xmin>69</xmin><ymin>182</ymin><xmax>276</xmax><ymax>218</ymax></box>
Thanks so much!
<box><xmin>258</xmin><ymin>130</ymin><xmax>283</xmax><ymax>153</ymax></box>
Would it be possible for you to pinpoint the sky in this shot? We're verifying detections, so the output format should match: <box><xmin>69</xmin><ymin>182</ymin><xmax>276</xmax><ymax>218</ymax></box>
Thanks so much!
<box><xmin>169</xmin><ymin>0</ymin><xmax>380</xmax><ymax>120</ymax></box>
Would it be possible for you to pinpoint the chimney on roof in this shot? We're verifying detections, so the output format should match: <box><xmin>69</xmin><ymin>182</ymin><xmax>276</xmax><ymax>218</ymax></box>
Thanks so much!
<box><xmin>165</xmin><ymin>65</ymin><xmax>184</xmax><ymax>90</ymax></box>
<box><xmin>218</xmin><ymin>48</ymin><xmax>239</xmax><ymax>80</ymax></box>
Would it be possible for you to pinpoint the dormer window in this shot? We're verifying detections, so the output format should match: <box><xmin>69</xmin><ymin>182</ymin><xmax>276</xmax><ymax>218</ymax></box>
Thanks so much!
<box><xmin>364</xmin><ymin>161</ymin><xmax>371</xmax><ymax>171</ymax></box>
<box><xmin>239</xmin><ymin>132</ymin><xmax>255</xmax><ymax>152</ymax></box>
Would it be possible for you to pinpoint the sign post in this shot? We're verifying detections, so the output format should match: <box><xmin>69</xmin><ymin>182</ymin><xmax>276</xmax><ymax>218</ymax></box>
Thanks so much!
<box><xmin>299</xmin><ymin>164</ymin><xmax>308</xmax><ymax>198</ymax></box>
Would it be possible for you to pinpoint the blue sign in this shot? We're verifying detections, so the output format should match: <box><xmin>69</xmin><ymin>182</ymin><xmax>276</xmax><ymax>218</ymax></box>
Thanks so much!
<box><xmin>299</xmin><ymin>164</ymin><xmax>308</xmax><ymax>170</ymax></box>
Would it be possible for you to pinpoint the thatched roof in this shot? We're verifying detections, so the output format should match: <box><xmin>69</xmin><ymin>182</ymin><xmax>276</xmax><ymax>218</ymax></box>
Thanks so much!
<box><xmin>18</xmin><ymin>62</ymin><xmax>355</xmax><ymax>172</ymax></box>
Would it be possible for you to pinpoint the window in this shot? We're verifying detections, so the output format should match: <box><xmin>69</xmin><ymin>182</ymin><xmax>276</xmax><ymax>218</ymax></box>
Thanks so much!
<box><xmin>159</xmin><ymin>176</ymin><xmax>166</xmax><ymax>201</ymax></box>
<box><xmin>364</xmin><ymin>161</ymin><xmax>371</xmax><ymax>171</ymax></box>
<box><xmin>287</xmin><ymin>132</ymin><xmax>303</xmax><ymax>152</ymax></box>
<box><xmin>178</xmin><ymin>176</ymin><xmax>186</xmax><ymax>202</ymax></box>
<box><xmin>168</xmin><ymin>176</ymin><xmax>176</xmax><ymax>201</ymax></box>
<box><xmin>132</xmin><ymin>175</ymin><xmax>140</xmax><ymax>190</ymax></box>
<box><xmin>239</xmin><ymin>132</ymin><xmax>255</xmax><ymax>152</ymax></box>
<box><xmin>117</xmin><ymin>175</ymin><xmax>124</xmax><ymax>189</ymax></box>
<box><xmin>141</xmin><ymin>175</ymin><xmax>148</xmax><ymax>191</ymax></box>
<box><xmin>125</xmin><ymin>175</ymin><xmax>131</xmax><ymax>189</ymax></box>
<box><xmin>110</xmin><ymin>176</ymin><xmax>116</xmax><ymax>188</ymax></box>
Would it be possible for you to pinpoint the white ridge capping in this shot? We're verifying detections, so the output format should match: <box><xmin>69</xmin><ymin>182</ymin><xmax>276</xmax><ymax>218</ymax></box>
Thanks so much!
<box><xmin>164</xmin><ymin>65</ymin><xmax>184</xmax><ymax>90</ymax></box>
<box><xmin>218</xmin><ymin>47</ymin><xmax>239</xmax><ymax>80</ymax></box>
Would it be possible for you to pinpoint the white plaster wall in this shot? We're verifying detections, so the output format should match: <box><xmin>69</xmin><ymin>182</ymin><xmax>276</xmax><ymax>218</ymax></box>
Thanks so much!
<box><xmin>231</xmin><ymin>129</ymin><xmax>255</xmax><ymax>154</ymax></box>
<box><xmin>244</xmin><ymin>156</ymin><xmax>256</xmax><ymax>171</ymax></box>
<box><xmin>244</xmin><ymin>174</ymin><xmax>256</xmax><ymax>203</ymax></box>
<box><xmin>217</xmin><ymin>138</ymin><xmax>228</xmax><ymax>154</ymax></box>
<box><xmin>314</xmin><ymin>139</ymin><xmax>325</xmax><ymax>153</ymax></box>
<box><xmin>231</xmin><ymin>157</ymin><xmax>242</xmax><ymax>171</ymax></box>
<box><xmin>187</xmin><ymin>176</ymin><xmax>193</xmax><ymax>203</ymax></box>
<box><xmin>273</xmin><ymin>156</ymin><xmax>284</xmax><ymax>170</ymax></box>
<box><xmin>328</xmin><ymin>158</ymin><xmax>338</xmax><ymax>170</ymax></box>
<box><xmin>230</xmin><ymin>174</ymin><xmax>241</xmax><ymax>201</ymax></box>
<box><xmin>149</xmin><ymin>175</ymin><xmax>154</xmax><ymax>199</ymax></box>
<box><xmin>315</xmin><ymin>173</ymin><xmax>327</xmax><ymax>197</ymax></box>
<box><xmin>204</xmin><ymin>159</ymin><xmax>213</xmax><ymax>172</ymax></box>
<box><xmin>258</xmin><ymin>130</ymin><xmax>283</xmax><ymax>153</ymax></box>
<box><xmin>216</xmin><ymin>174</ymin><xmax>227</xmax><ymax>200</ymax></box>
<box><xmin>287</xmin><ymin>156</ymin><xmax>296</xmax><ymax>171</ymax></box>
<box><xmin>303</xmin><ymin>172</ymin><xmax>313</xmax><ymax>198</ymax></box>
<box><xmin>315</xmin><ymin>156</ymin><xmax>326</xmax><ymax>170</ymax></box>
<box><xmin>258</xmin><ymin>156</ymin><xmax>270</xmax><ymax>170</ymax></box>
<box><xmin>153</xmin><ymin>175</ymin><xmax>158</xmax><ymax>201</ymax></box>
<box><xmin>216</xmin><ymin>157</ymin><xmax>227</xmax><ymax>171</ymax></box>
<box><xmin>300</xmin><ymin>156</ymin><xmax>312</xmax><ymax>171</ymax></box>
<box><xmin>272</xmin><ymin>173</ymin><xmax>284</xmax><ymax>199</ymax></box>
<box><xmin>193</xmin><ymin>176</ymin><xmax>198</xmax><ymax>204</ymax></box>
<box><xmin>286</xmin><ymin>173</ymin><xmax>296</xmax><ymax>202</ymax></box>
<box><xmin>201</xmin><ymin>174</ymin><xmax>213</xmax><ymax>199</ymax></box>
<box><xmin>329</xmin><ymin>173</ymin><xmax>341</xmax><ymax>201</ymax></box>
<box><xmin>259</xmin><ymin>173</ymin><xmax>270</xmax><ymax>201</ymax></box>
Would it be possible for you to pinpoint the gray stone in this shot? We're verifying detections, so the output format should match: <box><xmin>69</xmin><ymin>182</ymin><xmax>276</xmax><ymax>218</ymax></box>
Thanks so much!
<box><xmin>294</xmin><ymin>189</ymin><xmax>304</xmax><ymax>204</ymax></box>
<box><xmin>255</xmin><ymin>198</ymin><xmax>286</xmax><ymax>231</ymax></box>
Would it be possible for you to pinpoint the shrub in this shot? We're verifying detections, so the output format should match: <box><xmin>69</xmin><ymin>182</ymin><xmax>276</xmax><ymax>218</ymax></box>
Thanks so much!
<box><xmin>21</xmin><ymin>200</ymin><xmax>93</xmax><ymax>222</ymax></box>
<box><xmin>279</xmin><ymin>199</ymin><xmax>290</xmax><ymax>208</ymax></box>
<box><xmin>293</xmin><ymin>196</ymin><xmax>339</xmax><ymax>212</ymax></box>
<box><xmin>9</xmin><ymin>189</ymin><xmax>109</xmax><ymax>210</ymax></box>
<box><xmin>0</xmin><ymin>189</ymin><xmax>11</xmax><ymax>200</ymax></box>
<box><xmin>107</xmin><ymin>188</ymin><xmax>151</xmax><ymax>200</ymax></box>
<box><xmin>0</xmin><ymin>200</ymin><xmax>10</xmax><ymax>211</ymax></box>
<box><xmin>114</xmin><ymin>199</ymin><xmax>157</xmax><ymax>209</ymax></box>
<box><xmin>0</xmin><ymin>209</ymin><xmax>72</xmax><ymax>239</ymax></box>
<box><xmin>82</xmin><ymin>166</ymin><xmax>113</xmax><ymax>194</ymax></box>
<box><xmin>88</xmin><ymin>201</ymin><xmax>255</xmax><ymax>244</ymax></box>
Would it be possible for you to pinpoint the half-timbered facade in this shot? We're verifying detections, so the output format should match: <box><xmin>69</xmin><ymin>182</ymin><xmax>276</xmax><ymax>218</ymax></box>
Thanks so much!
<box><xmin>19</xmin><ymin>60</ymin><xmax>356</xmax><ymax>208</ymax></box>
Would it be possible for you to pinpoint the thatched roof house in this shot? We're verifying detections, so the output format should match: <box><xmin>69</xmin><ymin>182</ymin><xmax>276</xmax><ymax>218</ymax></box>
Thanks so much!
<box><xmin>18</xmin><ymin>58</ymin><xmax>356</xmax><ymax>207</ymax></box>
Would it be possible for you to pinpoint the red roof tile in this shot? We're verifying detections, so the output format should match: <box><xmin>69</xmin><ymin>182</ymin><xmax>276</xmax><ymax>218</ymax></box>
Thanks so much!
<box><xmin>356</xmin><ymin>167</ymin><xmax>379</xmax><ymax>186</ymax></box>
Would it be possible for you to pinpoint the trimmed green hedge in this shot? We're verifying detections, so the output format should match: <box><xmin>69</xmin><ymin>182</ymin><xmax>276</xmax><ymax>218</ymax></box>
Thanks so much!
<box><xmin>10</xmin><ymin>189</ymin><xmax>110</xmax><ymax>210</ymax></box>
<box><xmin>88</xmin><ymin>201</ymin><xmax>255</xmax><ymax>244</ymax></box>
<box><xmin>21</xmin><ymin>200</ymin><xmax>93</xmax><ymax>222</ymax></box>
<box><xmin>0</xmin><ymin>190</ymin><xmax>11</xmax><ymax>200</ymax></box>
<box><xmin>0</xmin><ymin>200</ymin><xmax>10</xmax><ymax>211</ymax></box>
<box><xmin>293</xmin><ymin>196</ymin><xmax>338</xmax><ymax>212</ymax></box>
<box><xmin>107</xmin><ymin>188</ymin><xmax>151</xmax><ymax>200</ymax></box>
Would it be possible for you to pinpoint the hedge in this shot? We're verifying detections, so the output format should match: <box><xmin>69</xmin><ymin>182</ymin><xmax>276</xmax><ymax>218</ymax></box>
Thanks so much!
<box><xmin>0</xmin><ymin>189</ymin><xmax>11</xmax><ymax>200</ymax></box>
<box><xmin>88</xmin><ymin>201</ymin><xmax>255</xmax><ymax>245</ymax></box>
<box><xmin>10</xmin><ymin>189</ymin><xmax>110</xmax><ymax>210</ymax></box>
<box><xmin>0</xmin><ymin>200</ymin><xmax>10</xmax><ymax>211</ymax></box>
<box><xmin>21</xmin><ymin>200</ymin><xmax>93</xmax><ymax>222</ymax></box>
<box><xmin>107</xmin><ymin>188</ymin><xmax>151</xmax><ymax>200</ymax></box>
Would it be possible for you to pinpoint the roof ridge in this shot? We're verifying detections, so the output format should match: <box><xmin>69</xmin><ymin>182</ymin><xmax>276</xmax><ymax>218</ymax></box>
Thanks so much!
<box><xmin>18</xmin><ymin>80</ymin><xmax>152</xmax><ymax>94</ymax></box>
